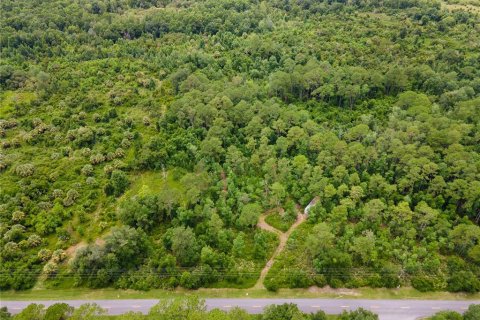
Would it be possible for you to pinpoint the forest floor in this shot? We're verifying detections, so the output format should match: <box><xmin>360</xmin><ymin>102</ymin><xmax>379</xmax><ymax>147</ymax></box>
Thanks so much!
<box><xmin>254</xmin><ymin>205</ymin><xmax>307</xmax><ymax>289</ymax></box>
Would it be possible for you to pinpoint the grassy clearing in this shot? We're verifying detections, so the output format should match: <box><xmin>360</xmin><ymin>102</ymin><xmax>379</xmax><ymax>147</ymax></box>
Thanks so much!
<box><xmin>264</xmin><ymin>212</ymin><xmax>294</xmax><ymax>232</ymax></box>
<box><xmin>122</xmin><ymin>170</ymin><xmax>184</xmax><ymax>199</ymax></box>
<box><xmin>444</xmin><ymin>3</ymin><xmax>480</xmax><ymax>12</ymax></box>
<box><xmin>441</xmin><ymin>0</ymin><xmax>480</xmax><ymax>12</ymax></box>
<box><xmin>2</xmin><ymin>287</ymin><xmax>479</xmax><ymax>301</ymax></box>
<box><xmin>0</xmin><ymin>90</ymin><xmax>36</xmax><ymax>117</ymax></box>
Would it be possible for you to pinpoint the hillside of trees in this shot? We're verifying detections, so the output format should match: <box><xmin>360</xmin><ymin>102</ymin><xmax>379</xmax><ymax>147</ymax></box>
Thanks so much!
<box><xmin>1</xmin><ymin>0</ymin><xmax>480</xmax><ymax>293</ymax></box>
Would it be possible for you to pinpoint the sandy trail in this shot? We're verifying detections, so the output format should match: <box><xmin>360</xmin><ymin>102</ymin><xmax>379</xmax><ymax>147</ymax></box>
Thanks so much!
<box><xmin>254</xmin><ymin>205</ymin><xmax>307</xmax><ymax>289</ymax></box>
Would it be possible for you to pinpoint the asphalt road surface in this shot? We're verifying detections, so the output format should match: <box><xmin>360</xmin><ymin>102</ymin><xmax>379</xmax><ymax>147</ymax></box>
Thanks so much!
<box><xmin>1</xmin><ymin>299</ymin><xmax>478</xmax><ymax>319</ymax></box>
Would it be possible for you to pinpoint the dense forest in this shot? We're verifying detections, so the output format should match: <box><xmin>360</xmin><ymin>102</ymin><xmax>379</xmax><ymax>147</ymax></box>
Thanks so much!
<box><xmin>2</xmin><ymin>300</ymin><xmax>480</xmax><ymax>320</ymax></box>
<box><xmin>1</xmin><ymin>0</ymin><xmax>480</xmax><ymax>293</ymax></box>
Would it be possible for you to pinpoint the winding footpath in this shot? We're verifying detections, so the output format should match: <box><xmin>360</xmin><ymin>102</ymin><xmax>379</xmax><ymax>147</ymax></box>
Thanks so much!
<box><xmin>254</xmin><ymin>205</ymin><xmax>307</xmax><ymax>289</ymax></box>
<box><xmin>4</xmin><ymin>201</ymin><xmax>478</xmax><ymax>319</ymax></box>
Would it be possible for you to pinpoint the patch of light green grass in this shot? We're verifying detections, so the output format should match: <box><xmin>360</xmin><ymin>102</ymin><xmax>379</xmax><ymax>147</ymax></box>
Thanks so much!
<box><xmin>0</xmin><ymin>90</ymin><xmax>36</xmax><ymax>117</ymax></box>
<box><xmin>265</xmin><ymin>212</ymin><xmax>294</xmax><ymax>232</ymax></box>
<box><xmin>122</xmin><ymin>170</ymin><xmax>185</xmax><ymax>199</ymax></box>
<box><xmin>2</xmin><ymin>287</ymin><xmax>480</xmax><ymax>301</ymax></box>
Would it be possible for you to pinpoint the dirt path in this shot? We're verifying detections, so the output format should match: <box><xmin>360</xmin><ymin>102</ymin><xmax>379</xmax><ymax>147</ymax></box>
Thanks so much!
<box><xmin>254</xmin><ymin>205</ymin><xmax>307</xmax><ymax>289</ymax></box>
<box><xmin>256</xmin><ymin>209</ymin><xmax>283</xmax><ymax>236</ymax></box>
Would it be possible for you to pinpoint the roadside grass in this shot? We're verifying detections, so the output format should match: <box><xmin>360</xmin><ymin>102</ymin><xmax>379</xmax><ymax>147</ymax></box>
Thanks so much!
<box><xmin>2</xmin><ymin>287</ymin><xmax>479</xmax><ymax>301</ymax></box>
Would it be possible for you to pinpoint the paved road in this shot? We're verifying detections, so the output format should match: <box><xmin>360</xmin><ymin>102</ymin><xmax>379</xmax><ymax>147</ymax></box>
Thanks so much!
<box><xmin>1</xmin><ymin>299</ymin><xmax>478</xmax><ymax>319</ymax></box>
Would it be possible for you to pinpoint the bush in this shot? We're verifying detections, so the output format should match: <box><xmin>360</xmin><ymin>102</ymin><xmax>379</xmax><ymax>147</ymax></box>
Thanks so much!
<box><xmin>13</xmin><ymin>304</ymin><xmax>45</xmax><ymax>320</ymax></box>
<box><xmin>14</xmin><ymin>163</ymin><xmax>35</xmax><ymax>177</ymax></box>
<box><xmin>108</xmin><ymin>170</ymin><xmax>129</xmax><ymax>197</ymax></box>
<box><xmin>2</xmin><ymin>242</ymin><xmax>20</xmax><ymax>260</ymax></box>
<box><xmin>0</xmin><ymin>306</ymin><xmax>11</xmax><ymax>320</ymax></box>
<box><xmin>339</xmin><ymin>308</ymin><xmax>378</xmax><ymax>320</ymax></box>
<box><xmin>11</xmin><ymin>211</ymin><xmax>25</xmax><ymax>223</ymax></box>
<box><xmin>148</xmin><ymin>297</ymin><xmax>205</xmax><ymax>318</ymax></box>
<box><xmin>81</xmin><ymin>164</ymin><xmax>94</xmax><ymax>176</ymax></box>
<box><xmin>43</xmin><ymin>262</ymin><xmax>58</xmax><ymax>278</ymax></box>
<box><xmin>51</xmin><ymin>249</ymin><xmax>66</xmax><ymax>263</ymax></box>
<box><xmin>463</xmin><ymin>304</ymin><xmax>480</xmax><ymax>320</ymax></box>
<box><xmin>90</xmin><ymin>153</ymin><xmax>105</xmax><ymax>165</ymax></box>
<box><xmin>379</xmin><ymin>263</ymin><xmax>401</xmax><ymax>288</ymax></box>
<box><xmin>38</xmin><ymin>249</ymin><xmax>52</xmax><ymax>262</ymax></box>
<box><xmin>180</xmin><ymin>271</ymin><xmax>199</xmax><ymax>289</ymax></box>
<box><xmin>63</xmin><ymin>189</ymin><xmax>80</xmax><ymax>207</ymax></box>
<box><xmin>27</xmin><ymin>234</ymin><xmax>42</xmax><ymax>247</ymax></box>
<box><xmin>264</xmin><ymin>277</ymin><xmax>279</xmax><ymax>292</ymax></box>
<box><xmin>286</xmin><ymin>270</ymin><xmax>313</xmax><ymax>288</ymax></box>
<box><xmin>329</xmin><ymin>278</ymin><xmax>344</xmax><ymax>289</ymax></box>
<box><xmin>429</xmin><ymin>311</ymin><xmax>463</xmax><ymax>320</ymax></box>
<box><xmin>411</xmin><ymin>276</ymin><xmax>436</xmax><ymax>292</ymax></box>
<box><xmin>237</xmin><ymin>203</ymin><xmax>262</xmax><ymax>229</ymax></box>
<box><xmin>118</xmin><ymin>195</ymin><xmax>159</xmax><ymax>230</ymax></box>
<box><xmin>313</xmin><ymin>274</ymin><xmax>327</xmax><ymax>287</ymax></box>
<box><xmin>447</xmin><ymin>271</ymin><xmax>480</xmax><ymax>293</ymax></box>
<box><xmin>70</xmin><ymin>303</ymin><xmax>106</xmax><ymax>319</ymax></box>
<box><xmin>44</xmin><ymin>303</ymin><xmax>74</xmax><ymax>320</ymax></box>
<box><xmin>262</xmin><ymin>303</ymin><xmax>304</xmax><ymax>320</ymax></box>
<box><xmin>309</xmin><ymin>310</ymin><xmax>327</xmax><ymax>320</ymax></box>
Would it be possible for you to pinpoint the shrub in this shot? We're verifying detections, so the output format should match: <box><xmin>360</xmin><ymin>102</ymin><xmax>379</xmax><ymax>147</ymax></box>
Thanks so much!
<box><xmin>43</xmin><ymin>262</ymin><xmax>58</xmax><ymax>278</ymax></box>
<box><xmin>447</xmin><ymin>271</ymin><xmax>480</xmax><ymax>293</ymax></box>
<box><xmin>14</xmin><ymin>163</ymin><xmax>35</xmax><ymax>177</ymax></box>
<box><xmin>263</xmin><ymin>303</ymin><xmax>304</xmax><ymax>320</ymax></box>
<box><xmin>63</xmin><ymin>189</ymin><xmax>80</xmax><ymax>207</ymax></box>
<box><xmin>264</xmin><ymin>277</ymin><xmax>279</xmax><ymax>292</ymax></box>
<box><xmin>81</xmin><ymin>164</ymin><xmax>94</xmax><ymax>176</ymax></box>
<box><xmin>463</xmin><ymin>304</ymin><xmax>480</xmax><ymax>320</ymax></box>
<box><xmin>180</xmin><ymin>271</ymin><xmax>199</xmax><ymax>289</ymax></box>
<box><xmin>108</xmin><ymin>170</ymin><xmax>129</xmax><ymax>197</ymax></box>
<box><xmin>52</xmin><ymin>189</ymin><xmax>64</xmax><ymax>199</ymax></box>
<box><xmin>310</xmin><ymin>310</ymin><xmax>327</xmax><ymax>320</ymax></box>
<box><xmin>86</xmin><ymin>177</ymin><xmax>97</xmax><ymax>185</ymax></box>
<box><xmin>44</xmin><ymin>303</ymin><xmax>74</xmax><ymax>320</ymax></box>
<box><xmin>34</xmin><ymin>210</ymin><xmax>62</xmax><ymax>235</ymax></box>
<box><xmin>11</xmin><ymin>211</ymin><xmax>25</xmax><ymax>222</ymax></box>
<box><xmin>429</xmin><ymin>311</ymin><xmax>463</xmax><ymax>320</ymax></box>
<box><xmin>27</xmin><ymin>234</ymin><xmax>42</xmax><ymax>247</ymax></box>
<box><xmin>90</xmin><ymin>153</ymin><xmax>105</xmax><ymax>165</ymax></box>
<box><xmin>2</xmin><ymin>242</ymin><xmax>20</xmax><ymax>260</ymax></box>
<box><xmin>13</xmin><ymin>304</ymin><xmax>45</xmax><ymax>320</ymax></box>
<box><xmin>114</xmin><ymin>148</ymin><xmax>125</xmax><ymax>158</ymax></box>
<box><xmin>0</xmin><ymin>160</ymin><xmax>7</xmax><ymax>171</ymax></box>
<box><xmin>237</xmin><ymin>203</ymin><xmax>262</xmax><ymax>229</ymax></box>
<box><xmin>38</xmin><ymin>249</ymin><xmax>52</xmax><ymax>262</ymax></box>
<box><xmin>0</xmin><ymin>306</ymin><xmax>11</xmax><ymax>319</ymax></box>
<box><xmin>3</xmin><ymin>224</ymin><xmax>25</xmax><ymax>241</ymax></box>
<box><xmin>52</xmin><ymin>249</ymin><xmax>67</xmax><ymax>263</ymax></box>
<box><xmin>339</xmin><ymin>308</ymin><xmax>378</xmax><ymax>320</ymax></box>
<box><xmin>286</xmin><ymin>270</ymin><xmax>313</xmax><ymax>288</ymax></box>
<box><xmin>411</xmin><ymin>276</ymin><xmax>436</xmax><ymax>292</ymax></box>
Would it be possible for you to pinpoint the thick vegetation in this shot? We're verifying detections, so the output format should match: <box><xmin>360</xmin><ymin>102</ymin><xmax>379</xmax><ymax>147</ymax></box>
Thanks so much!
<box><xmin>3</xmin><ymin>301</ymin><xmax>480</xmax><ymax>320</ymax></box>
<box><xmin>1</xmin><ymin>0</ymin><xmax>479</xmax><ymax>292</ymax></box>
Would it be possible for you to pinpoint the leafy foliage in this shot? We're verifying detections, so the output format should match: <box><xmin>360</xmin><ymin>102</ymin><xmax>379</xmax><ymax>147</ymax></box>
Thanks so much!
<box><xmin>1</xmin><ymin>0</ymin><xmax>479</xmax><ymax>292</ymax></box>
